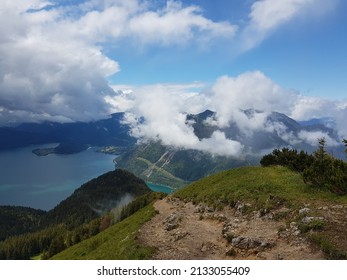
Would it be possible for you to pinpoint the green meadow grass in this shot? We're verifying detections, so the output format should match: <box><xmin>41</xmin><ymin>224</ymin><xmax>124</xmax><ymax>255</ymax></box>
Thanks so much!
<box><xmin>51</xmin><ymin>204</ymin><xmax>157</xmax><ymax>260</ymax></box>
<box><xmin>174</xmin><ymin>166</ymin><xmax>347</xmax><ymax>210</ymax></box>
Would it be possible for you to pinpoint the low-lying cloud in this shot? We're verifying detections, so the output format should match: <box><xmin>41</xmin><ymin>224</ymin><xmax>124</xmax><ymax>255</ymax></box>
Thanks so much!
<box><xmin>112</xmin><ymin>71</ymin><xmax>347</xmax><ymax>156</ymax></box>
<box><xmin>298</xmin><ymin>130</ymin><xmax>340</xmax><ymax>147</ymax></box>
<box><xmin>119</xmin><ymin>84</ymin><xmax>243</xmax><ymax>157</ymax></box>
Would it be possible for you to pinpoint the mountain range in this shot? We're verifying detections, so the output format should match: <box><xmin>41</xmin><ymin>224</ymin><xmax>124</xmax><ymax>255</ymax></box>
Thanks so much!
<box><xmin>1</xmin><ymin>110</ymin><xmax>342</xmax><ymax>153</ymax></box>
<box><xmin>0</xmin><ymin>113</ymin><xmax>135</xmax><ymax>153</ymax></box>
<box><xmin>187</xmin><ymin>109</ymin><xmax>340</xmax><ymax>154</ymax></box>
<box><xmin>116</xmin><ymin>110</ymin><xmax>345</xmax><ymax>187</ymax></box>
<box><xmin>0</xmin><ymin>109</ymin><xmax>344</xmax><ymax>188</ymax></box>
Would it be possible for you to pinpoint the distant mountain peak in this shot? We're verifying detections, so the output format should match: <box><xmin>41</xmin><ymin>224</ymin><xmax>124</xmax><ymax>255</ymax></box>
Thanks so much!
<box><xmin>186</xmin><ymin>109</ymin><xmax>216</xmax><ymax>122</ymax></box>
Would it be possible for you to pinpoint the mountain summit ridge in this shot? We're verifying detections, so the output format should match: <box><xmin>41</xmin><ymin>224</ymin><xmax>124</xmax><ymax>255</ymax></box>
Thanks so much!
<box><xmin>116</xmin><ymin>109</ymin><xmax>344</xmax><ymax>187</ymax></box>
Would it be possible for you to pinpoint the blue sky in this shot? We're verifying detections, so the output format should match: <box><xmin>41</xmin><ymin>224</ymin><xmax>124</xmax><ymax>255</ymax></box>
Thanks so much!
<box><xmin>108</xmin><ymin>0</ymin><xmax>347</xmax><ymax>99</ymax></box>
<box><xmin>0</xmin><ymin>0</ymin><xmax>347</xmax><ymax>129</ymax></box>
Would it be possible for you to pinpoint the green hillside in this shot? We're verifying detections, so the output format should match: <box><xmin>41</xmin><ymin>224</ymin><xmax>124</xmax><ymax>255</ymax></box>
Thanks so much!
<box><xmin>51</xmin><ymin>204</ymin><xmax>157</xmax><ymax>260</ymax></box>
<box><xmin>174</xmin><ymin>166</ymin><xmax>347</xmax><ymax>209</ymax></box>
<box><xmin>51</xmin><ymin>166</ymin><xmax>347</xmax><ymax>260</ymax></box>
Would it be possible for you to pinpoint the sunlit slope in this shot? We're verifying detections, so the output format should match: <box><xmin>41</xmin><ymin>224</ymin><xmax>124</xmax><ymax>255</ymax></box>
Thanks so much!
<box><xmin>51</xmin><ymin>204</ymin><xmax>156</xmax><ymax>260</ymax></box>
<box><xmin>174</xmin><ymin>166</ymin><xmax>347</xmax><ymax>209</ymax></box>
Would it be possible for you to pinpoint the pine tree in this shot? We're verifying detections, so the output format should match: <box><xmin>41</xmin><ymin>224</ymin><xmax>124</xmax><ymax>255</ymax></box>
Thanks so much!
<box><xmin>303</xmin><ymin>138</ymin><xmax>347</xmax><ymax>195</ymax></box>
<box><xmin>314</xmin><ymin>137</ymin><xmax>328</xmax><ymax>160</ymax></box>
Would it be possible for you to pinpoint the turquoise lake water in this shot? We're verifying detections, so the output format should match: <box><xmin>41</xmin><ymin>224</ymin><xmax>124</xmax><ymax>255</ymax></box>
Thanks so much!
<box><xmin>146</xmin><ymin>182</ymin><xmax>174</xmax><ymax>194</ymax></box>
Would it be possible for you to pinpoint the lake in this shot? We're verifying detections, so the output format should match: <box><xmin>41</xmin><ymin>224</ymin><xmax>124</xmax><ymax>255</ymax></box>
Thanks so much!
<box><xmin>0</xmin><ymin>144</ymin><xmax>118</xmax><ymax>210</ymax></box>
<box><xmin>0</xmin><ymin>145</ymin><xmax>173</xmax><ymax>210</ymax></box>
<box><xmin>145</xmin><ymin>182</ymin><xmax>174</xmax><ymax>194</ymax></box>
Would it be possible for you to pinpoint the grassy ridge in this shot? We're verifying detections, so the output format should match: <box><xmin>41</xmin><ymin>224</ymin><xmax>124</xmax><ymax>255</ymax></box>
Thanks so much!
<box><xmin>51</xmin><ymin>204</ymin><xmax>157</xmax><ymax>260</ymax></box>
<box><xmin>174</xmin><ymin>166</ymin><xmax>347</xmax><ymax>210</ymax></box>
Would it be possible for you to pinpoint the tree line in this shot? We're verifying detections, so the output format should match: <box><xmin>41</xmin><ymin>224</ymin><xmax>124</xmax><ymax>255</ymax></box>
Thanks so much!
<box><xmin>261</xmin><ymin>138</ymin><xmax>347</xmax><ymax>195</ymax></box>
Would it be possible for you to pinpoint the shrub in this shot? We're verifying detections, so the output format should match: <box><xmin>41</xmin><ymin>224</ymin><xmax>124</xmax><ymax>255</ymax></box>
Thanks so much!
<box><xmin>260</xmin><ymin>148</ymin><xmax>313</xmax><ymax>173</ymax></box>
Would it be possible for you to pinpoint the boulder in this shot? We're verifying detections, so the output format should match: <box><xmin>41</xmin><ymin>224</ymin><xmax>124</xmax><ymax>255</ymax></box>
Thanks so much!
<box><xmin>301</xmin><ymin>216</ymin><xmax>324</xmax><ymax>224</ymax></box>
<box><xmin>231</xmin><ymin>236</ymin><xmax>275</xmax><ymax>250</ymax></box>
<box><xmin>163</xmin><ymin>213</ymin><xmax>182</xmax><ymax>231</ymax></box>
<box><xmin>299</xmin><ymin>208</ymin><xmax>311</xmax><ymax>215</ymax></box>
<box><xmin>172</xmin><ymin>231</ymin><xmax>189</xmax><ymax>242</ymax></box>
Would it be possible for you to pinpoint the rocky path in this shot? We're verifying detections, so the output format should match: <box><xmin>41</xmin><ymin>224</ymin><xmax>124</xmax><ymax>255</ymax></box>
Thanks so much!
<box><xmin>138</xmin><ymin>197</ymin><xmax>324</xmax><ymax>260</ymax></box>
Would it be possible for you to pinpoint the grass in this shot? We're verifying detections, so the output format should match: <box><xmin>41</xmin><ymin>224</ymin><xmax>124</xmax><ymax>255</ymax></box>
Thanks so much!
<box><xmin>51</xmin><ymin>204</ymin><xmax>157</xmax><ymax>260</ymax></box>
<box><xmin>298</xmin><ymin>219</ymin><xmax>325</xmax><ymax>233</ymax></box>
<box><xmin>174</xmin><ymin>166</ymin><xmax>347</xmax><ymax>211</ymax></box>
<box><xmin>309</xmin><ymin>234</ymin><xmax>347</xmax><ymax>260</ymax></box>
<box><xmin>31</xmin><ymin>254</ymin><xmax>43</xmax><ymax>260</ymax></box>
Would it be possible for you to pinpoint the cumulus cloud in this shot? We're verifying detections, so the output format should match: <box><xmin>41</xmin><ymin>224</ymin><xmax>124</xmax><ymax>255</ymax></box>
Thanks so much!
<box><xmin>0</xmin><ymin>0</ymin><xmax>236</xmax><ymax>125</ymax></box>
<box><xmin>210</xmin><ymin>71</ymin><xmax>298</xmax><ymax>128</ymax></box>
<box><xmin>128</xmin><ymin>1</ymin><xmax>237</xmax><ymax>46</ymax></box>
<box><xmin>0</xmin><ymin>0</ymin><xmax>119</xmax><ymax>124</ymax></box>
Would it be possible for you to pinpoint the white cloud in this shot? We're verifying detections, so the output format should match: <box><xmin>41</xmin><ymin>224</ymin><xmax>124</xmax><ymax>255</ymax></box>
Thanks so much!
<box><xmin>241</xmin><ymin>0</ymin><xmax>338</xmax><ymax>50</ymax></box>
<box><xmin>291</xmin><ymin>96</ymin><xmax>347</xmax><ymax>138</ymax></box>
<box><xmin>210</xmin><ymin>71</ymin><xmax>297</xmax><ymax>128</ymax></box>
<box><xmin>250</xmin><ymin>0</ymin><xmax>315</xmax><ymax>31</ymax></box>
<box><xmin>122</xmin><ymin>84</ymin><xmax>202</xmax><ymax>148</ymax></box>
<box><xmin>198</xmin><ymin>131</ymin><xmax>244</xmax><ymax>157</ymax></box>
<box><xmin>118</xmin><ymin>84</ymin><xmax>244</xmax><ymax>157</ymax></box>
<box><xmin>57</xmin><ymin>0</ymin><xmax>236</xmax><ymax>46</ymax></box>
<box><xmin>0</xmin><ymin>0</ymin><xmax>237</xmax><ymax>125</ymax></box>
<box><xmin>128</xmin><ymin>1</ymin><xmax>237</xmax><ymax>46</ymax></box>
<box><xmin>298</xmin><ymin>130</ymin><xmax>340</xmax><ymax>147</ymax></box>
<box><xmin>0</xmin><ymin>0</ymin><xmax>120</xmax><ymax>124</ymax></box>
<box><xmin>115</xmin><ymin>71</ymin><xmax>346</xmax><ymax>156</ymax></box>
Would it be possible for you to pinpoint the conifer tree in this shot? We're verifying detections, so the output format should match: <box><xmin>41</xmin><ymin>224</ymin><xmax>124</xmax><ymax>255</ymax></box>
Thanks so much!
<box><xmin>314</xmin><ymin>137</ymin><xmax>327</xmax><ymax>160</ymax></box>
<box><xmin>303</xmin><ymin>138</ymin><xmax>347</xmax><ymax>195</ymax></box>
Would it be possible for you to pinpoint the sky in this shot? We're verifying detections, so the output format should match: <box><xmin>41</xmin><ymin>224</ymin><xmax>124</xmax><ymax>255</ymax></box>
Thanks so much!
<box><xmin>1</xmin><ymin>0</ymin><xmax>347</xmax><ymax>154</ymax></box>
